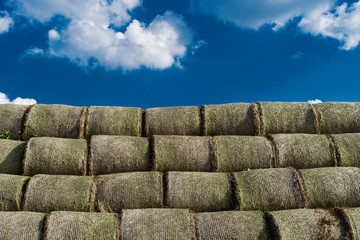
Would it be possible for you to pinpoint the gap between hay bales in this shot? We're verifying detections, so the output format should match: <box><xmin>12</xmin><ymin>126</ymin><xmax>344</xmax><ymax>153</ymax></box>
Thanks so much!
<box><xmin>79</xmin><ymin>107</ymin><xmax>88</xmax><ymax>139</ymax></box>
<box><xmin>20</xmin><ymin>178</ymin><xmax>30</xmax><ymax>211</ymax></box>
<box><xmin>256</xmin><ymin>102</ymin><xmax>265</xmax><ymax>136</ymax></box>
<box><xmin>266</xmin><ymin>136</ymin><xmax>278</xmax><ymax>168</ymax></box>
<box><xmin>291</xmin><ymin>168</ymin><xmax>309</xmax><ymax>208</ymax></box>
<box><xmin>310</xmin><ymin>104</ymin><xmax>320</xmax><ymax>134</ymax></box>
<box><xmin>20</xmin><ymin>105</ymin><xmax>34</xmax><ymax>141</ymax></box>
<box><xmin>327</xmin><ymin>135</ymin><xmax>342</xmax><ymax>167</ymax></box>
<box><xmin>90</xmin><ymin>177</ymin><xmax>99</xmax><ymax>212</ymax></box>
<box><xmin>228</xmin><ymin>173</ymin><xmax>239</xmax><ymax>210</ymax></box>
<box><xmin>253</xmin><ymin>102</ymin><xmax>262</xmax><ymax>136</ymax></box>
<box><xmin>162</xmin><ymin>172</ymin><xmax>167</xmax><ymax>208</ymax></box>
<box><xmin>141</xmin><ymin>109</ymin><xmax>146</xmax><ymax>137</ymax></box>
<box><xmin>190</xmin><ymin>212</ymin><xmax>198</xmax><ymax>240</ymax></box>
<box><xmin>335</xmin><ymin>208</ymin><xmax>354</xmax><ymax>240</ymax></box>
<box><xmin>86</xmin><ymin>137</ymin><xmax>91</xmax><ymax>176</ymax></box>
<box><xmin>149</xmin><ymin>136</ymin><xmax>155</xmax><ymax>171</ymax></box>
<box><xmin>209</xmin><ymin>137</ymin><xmax>217</xmax><ymax>171</ymax></box>
<box><xmin>41</xmin><ymin>213</ymin><xmax>50</xmax><ymax>240</ymax></box>
<box><xmin>200</xmin><ymin>105</ymin><xmax>206</xmax><ymax>136</ymax></box>
<box><xmin>264</xmin><ymin>212</ymin><xmax>280</xmax><ymax>240</ymax></box>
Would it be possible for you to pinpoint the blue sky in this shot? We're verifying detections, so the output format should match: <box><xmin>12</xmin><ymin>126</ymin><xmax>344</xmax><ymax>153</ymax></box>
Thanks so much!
<box><xmin>1</xmin><ymin>0</ymin><xmax>360</xmax><ymax>108</ymax></box>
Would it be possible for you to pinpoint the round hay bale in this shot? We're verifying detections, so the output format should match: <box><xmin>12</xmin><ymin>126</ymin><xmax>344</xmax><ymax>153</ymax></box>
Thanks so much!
<box><xmin>234</xmin><ymin>168</ymin><xmax>304</xmax><ymax>211</ymax></box>
<box><xmin>95</xmin><ymin>172</ymin><xmax>162</xmax><ymax>213</ymax></box>
<box><xmin>0</xmin><ymin>104</ymin><xmax>29</xmax><ymax>140</ymax></box>
<box><xmin>195</xmin><ymin>210</ymin><xmax>267</xmax><ymax>240</ymax></box>
<box><xmin>214</xmin><ymin>136</ymin><xmax>272</xmax><ymax>172</ymax></box>
<box><xmin>89</xmin><ymin>135</ymin><xmax>148</xmax><ymax>175</ymax></box>
<box><xmin>121</xmin><ymin>209</ymin><xmax>194</xmax><ymax>240</ymax></box>
<box><xmin>313</xmin><ymin>102</ymin><xmax>360</xmax><ymax>134</ymax></box>
<box><xmin>259</xmin><ymin>102</ymin><xmax>316</xmax><ymax>134</ymax></box>
<box><xmin>23</xmin><ymin>104</ymin><xmax>85</xmax><ymax>139</ymax></box>
<box><xmin>271</xmin><ymin>134</ymin><xmax>335</xmax><ymax>169</ymax></box>
<box><xmin>166</xmin><ymin>172</ymin><xmax>232</xmax><ymax>212</ymax></box>
<box><xmin>144</xmin><ymin>106</ymin><xmax>201</xmax><ymax>136</ymax></box>
<box><xmin>341</xmin><ymin>208</ymin><xmax>360</xmax><ymax>239</ymax></box>
<box><xmin>23</xmin><ymin>137</ymin><xmax>87</xmax><ymax>176</ymax></box>
<box><xmin>0</xmin><ymin>139</ymin><xmax>26</xmax><ymax>174</ymax></box>
<box><xmin>86</xmin><ymin>106</ymin><xmax>142</xmax><ymax>137</ymax></box>
<box><xmin>0</xmin><ymin>211</ymin><xmax>46</xmax><ymax>240</ymax></box>
<box><xmin>23</xmin><ymin>174</ymin><xmax>93</xmax><ymax>212</ymax></box>
<box><xmin>332</xmin><ymin>133</ymin><xmax>360</xmax><ymax>167</ymax></box>
<box><xmin>153</xmin><ymin>135</ymin><xmax>212</xmax><ymax>172</ymax></box>
<box><xmin>45</xmin><ymin>211</ymin><xmax>119</xmax><ymax>240</ymax></box>
<box><xmin>299</xmin><ymin>167</ymin><xmax>360</xmax><ymax>209</ymax></box>
<box><xmin>0</xmin><ymin>174</ymin><xmax>29</xmax><ymax>211</ymax></box>
<box><xmin>268</xmin><ymin>209</ymin><xmax>346</xmax><ymax>240</ymax></box>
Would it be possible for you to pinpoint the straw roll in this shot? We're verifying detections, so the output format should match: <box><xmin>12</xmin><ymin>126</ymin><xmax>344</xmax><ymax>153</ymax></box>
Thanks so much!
<box><xmin>0</xmin><ymin>139</ymin><xmax>26</xmax><ymax>174</ymax></box>
<box><xmin>0</xmin><ymin>174</ymin><xmax>29</xmax><ymax>211</ymax></box>
<box><xmin>0</xmin><ymin>104</ymin><xmax>29</xmax><ymax>140</ymax></box>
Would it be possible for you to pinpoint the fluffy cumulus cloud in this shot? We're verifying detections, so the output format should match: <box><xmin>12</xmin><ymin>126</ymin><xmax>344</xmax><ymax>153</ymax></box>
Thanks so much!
<box><xmin>308</xmin><ymin>99</ymin><xmax>322</xmax><ymax>104</ymax></box>
<box><xmin>0</xmin><ymin>92</ymin><xmax>37</xmax><ymax>105</ymax></box>
<box><xmin>0</xmin><ymin>11</ymin><xmax>13</xmax><ymax>34</ymax></box>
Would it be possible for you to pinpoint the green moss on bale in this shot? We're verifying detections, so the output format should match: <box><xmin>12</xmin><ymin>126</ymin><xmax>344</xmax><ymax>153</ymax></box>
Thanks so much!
<box><xmin>45</xmin><ymin>211</ymin><xmax>119</xmax><ymax>240</ymax></box>
<box><xmin>0</xmin><ymin>104</ymin><xmax>29</xmax><ymax>140</ymax></box>
<box><xmin>121</xmin><ymin>209</ymin><xmax>194</xmax><ymax>240</ymax></box>
<box><xmin>0</xmin><ymin>139</ymin><xmax>26</xmax><ymax>174</ymax></box>
<box><xmin>271</xmin><ymin>134</ymin><xmax>335</xmax><ymax>169</ymax></box>
<box><xmin>234</xmin><ymin>168</ymin><xmax>304</xmax><ymax>211</ymax></box>
<box><xmin>300</xmin><ymin>167</ymin><xmax>360</xmax><ymax>209</ymax></box>
<box><xmin>95</xmin><ymin>172</ymin><xmax>162</xmax><ymax>213</ymax></box>
<box><xmin>89</xmin><ymin>135</ymin><xmax>148</xmax><ymax>175</ymax></box>
<box><xmin>24</xmin><ymin>174</ymin><xmax>93</xmax><ymax>212</ymax></box>
<box><xmin>153</xmin><ymin>135</ymin><xmax>212</xmax><ymax>172</ymax></box>
<box><xmin>342</xmin><ymin>208</ymin><xmax>360</xmax><ymax>239</ymax></box>
<box><xmin>0</xmin><ymin>212</ymin><xmax>46</xmax><ymax>240</ymax></box>
<box><xmin>202</xmin><ymin>103</ymin><xmax>256</xmax><ymax>136</ymax></box>
<box><xmin>313</xmin><ymin>102</ymin><xmax>360</xmax><ymax>134</ymax></box>
<box><xmin>260</xmin><ymin>102</ymin><xmax>316</xmax><ymax>134</ymax></box>
<box><xmin>214</xmin><ymin>136</ymin><xmax>272</xmax><ymax>172</ymax></box>
<box><xmin>144</xmin><ymin>106</ymin><xmax>201</xmax><ymax>136</ymax></box>
<box><xmin>0</xmin><ymin>174</ymin><xmax>29</xmax><ymax>211</ymax></box>
<box><xmin>166</xmin><ymin>172</ymin><xmax>232</xmax><ymax>212</ymax></box>
<box><xmin>196</xmin><ymin>210</ymin><xmax>267</xmax><ymax>240</ymax></box>
<box><xmin>23</xmin><ymin>104</ymin><xmax>84</xmax><ymax>139</ymax></box>
<box><xmin>86</xmin><ymin>106</ymin><xmax>142</xmax><ymax>137</ymax></box>
<box><xmin>332</xmin><ymin>133</ymin><xmax>360</xmax><ymax>167</ymax></box>
<box><xmin>23</xmin><ymin>137</ymin><xmax>87</xmax><ymax>176</ymax></box>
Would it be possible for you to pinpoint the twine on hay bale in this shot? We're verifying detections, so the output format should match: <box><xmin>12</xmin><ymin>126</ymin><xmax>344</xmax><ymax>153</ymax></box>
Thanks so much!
<box><xmin>331</xmin><ymin>133</ymin><xmax>360</xmax><ymax>167</ymax></box>
<box><xmin>0</xmin><ymin>139</ymin><xmax>26</xmax><ymax>174</ymax></box>
<box><xmin>0</xmin><ymin>174</ymin><xmax>29</xmax><ymax>211</ymax></box>
<box><xmin>0</xmin><ymin>104</ymin><xmax>30</xmax><ymax>140</ymax></box>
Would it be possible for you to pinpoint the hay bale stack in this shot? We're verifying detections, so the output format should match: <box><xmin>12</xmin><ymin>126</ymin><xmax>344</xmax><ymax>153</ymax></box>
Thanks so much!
<box><xmin>23</xmin><ymin>104</ymin><xmax>85</xmax><ymax>139</ymax></box>
<box><xmin>0</xmin><ymin>212</ymin><xmax>46</xmax><ymax>240</ymax></box>
<box><xmin>153</xmin><ymin>135</ymin><xmax>212</xmax><ymax>172</ymax></box>
<box><xmin>121</xmin><ymin>209</ymin><xmax>193</xmax><ymax>240</ymax></box>
<box><xmin>0</xmin><ymin>104</ymin><xmax>29</xmax><ymax>140</ymax></box>
<box><xmin>234</xmin><ymin>168</ymin><xmax>303</xmax><ymax>211</ymax></box>
<box><xmin>271</xmin><ymin>134</ymin><xmax>335</xmax><ymax>169</ymax></box>
<box><xmin>24</xmin><ymin>174</ymin><xmax>93</xmax><ymax>212</ymax></box>
<box><xmin>45</xmin><ymin>211</ymin><xmax>119</xmax><ymax>240</ymax></box>
<box><xmin>23</xmin><ymin>137</ymin><xmax>87</xmax><ymax>176</ymax></box>
<box><xmin>0</xmin><ymin>174</ymin><xmax>29</xmax><ymax>211</ymax></box>
<box><xmin>214</xmin><ymin>136</ymin><xmax>272</xmax><ymax>172</ymax></box>
<box><xmin>144</xmin><ymin>106</ymin><xmax>201</xmax><ymax>136</ymax></box>
<box><xmin>341</xmin><ymin>208</ymin><xmax>360</xmax><ymax>239</ymax></box>
<box><xmin>0</xmin><ymin>139</ymin><xmax>26</xmax><ymax>174</ymax></box>
<box><xmin>259</xmin><ymin>102</ymin><xmax>316</xmax><ymax>134</ymax></box>
<box><xmin>196</xmin><ymin>210</ymin><xmax>267</xmax><ymax>240</ymax></box>
<box><xmin>332</xmin><ymin>133</ymin><xmax>360</xmax><ymax>167</ymax></box>
<box><xmin>95</xmin><ymin>172</ymin><xmax>162</xmax><ymax>212</ymax></box>
<box><xmin>86</xmin><ymin>106</ymin><xmax>142</xmax><ymax>137</ymax></box>
<box><xmin>89</xmin><ymin>135</ymin><xmax>148</xmax><ymax>175</ymax></box>
<box><xmin>166</xmin><ymin>172</ymin><xmax>232</xmax><ymax>212</ymax></box>
<box><xmin>202</xmin><ymin>103</ymin><xmax>256</xmax><ymax>136</ymax></box>
<box><xmin>268</xmin><ymin>209</ymin><xmax>346</xmax><ymax>239</ymax></box>
<box><xmin>300</xmin><ymin>167</ymin><xmax>360</xmax><ymax>208</ymax></box>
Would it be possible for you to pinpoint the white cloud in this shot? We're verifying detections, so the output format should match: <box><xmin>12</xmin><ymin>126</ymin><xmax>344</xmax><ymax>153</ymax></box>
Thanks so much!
<box><xmin>0</xmin><ymin>92</ymin><xmax>37</xmax><ymax>105</ymax></box>
<box><xmin>48</xmin><ymin>29</ymin><xmax>60</xmax><ymax>41</ymax></box>
<box><xmin>0</xmin><ymin>11</ymin><xmax>13</xmax><ymax>34</ymax></box>
<box><xmin>26</xmin><ymin>47</ymin><xmax>44</xmax><ymax>55</ymax></box>
<box><xmin>308</xmin><ymin>99</ymin><xmax>322</xmax><ymax>104</ymax></box>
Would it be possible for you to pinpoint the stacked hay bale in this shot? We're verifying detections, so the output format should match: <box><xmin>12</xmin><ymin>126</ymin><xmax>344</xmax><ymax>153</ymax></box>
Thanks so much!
<box><xmin>89</xmin><ymin>136</ymin><xmax>149</xmax><ymax>175</ymax></box>
<box><xmin>0</xmin><ymin>174</ymin><xmax>29</xmax><ymax>211</ymax></box>
<box><xmin>86</xmin><ymin>106</ymin><xmax>142</xmax><ymax>137</ymax></box>
<box><xmin>0</xmin><ymin>104</ymin><xmax>29</xmax><ymax>140</ymax></box>
<box><xmin>23</xmin><ymin>137</ymin><xmax>87</xmax><ymax>176</ymax></box>
<box><xmin>144</xmin><ymin>106</ymin><xmax>201</xmax><ymax>136</ymax></box>
<box><xmin>0</xmin><ymin>139</ymin><xmax>26</xmax><ymax>174</ymax></box>
<box><xmin>331</xmin><ymin>133</ymin><xmax>360</xmax><ymax>167</ymax></box>
<box><xmin>153</xmin><ymin>136</ymin><xmax>212</xmax><ymax>172</ymax></box>
<box><xmin>341</xmin><ymin>208</ymin><xmax>360</xmax><ymax>239</ymax></box>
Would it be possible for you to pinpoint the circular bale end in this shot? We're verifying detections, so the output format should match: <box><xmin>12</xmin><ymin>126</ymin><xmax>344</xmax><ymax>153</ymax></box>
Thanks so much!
<box><xmin>0</xmin><ymin>104</ymin><xmax>29</xmax><ymax>140</ymax></box>
<box><xmin>0</xmin><ymin>139</ymin><xmax>26</xmax><ymax>174</ymax></box>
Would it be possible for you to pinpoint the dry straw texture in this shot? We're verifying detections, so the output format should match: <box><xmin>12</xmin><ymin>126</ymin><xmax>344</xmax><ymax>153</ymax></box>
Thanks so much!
<box><xmin>313</xmin><ymin>102</ymin><xmax>360</xmax><ymax>134</ymax></box>
<box><xmin>0</xmin><ymin>104</ymin><xmax>29</xmax><ymax>140</ymax></box>
<box><xmin>24</xmin><ymin>174</ymin><xmax>93</xmax><ymax>212</ymax></box>
<box><xmin>271</xmin><ymin>134</ymin><xmax>334</xmax><ymax>169</ymax></box>
<box><xmin>260</xmin><ymin>102</ymin><xmax>316</xmax><ymax>134</ymax></box>
<box><xmin>144</xmin><ymin>106</ymin><xmax>201</xmax><ymax>136</ymax></box>
<box><xmin>166</xmin><ymin>172</ymin><xmax>232</xmax><ymax>212</ymax></box>
<box><xmin>268</xmin><ymin>209</ymin><xmax>346</xmax><ymax>240</ymax></box>
<box><xmin>23</xmin><ymin>137</ymin><xmax>87</xmax><ymax>176</ymax></box>
<box><xmin>95</xmin><ymin>172</ymin><xmax>162</xmax><ymax>212</ymax></box>
<box><xmin>332</xmin><ymin>133</ymin><xmax>360</xmax><ymax>167</ymax></box>
<box><xmin>202</xmin><ymin>103</ymin><xmax>255</xmax><ymax>136</ymax></box>
<box><xmin>45</xmin><ymin>211</ymin><xmax>119</xmax><ymax>240</ymax></box>
<box><xmin>234</xmin><ymin>168</ymin><xmax>304</xmax><ymax>211</ymax></box>
<box><xmin>153</xmin><ymin>135</ymin><xmax>212</xmax><ymax>172</ymax></box>
<box><xmin>0</xmin><ymin>139</ymin><xmax>26</xmax><ymax>174</ymax></box>
<box><xmin>23</xmin><ymin>104</ymin><xmax>84</xmax><ymax>139</ymax></box>
<box><xmin>0</xmin><ymin>174</ymin><xmax>29</xmax><ymax>211</ymax></box>
<box><xmin>300</xmin><ymin>167</ymin><xmax>360</xmax><ymax>208</ymax></box>
<box><xmin>89</xmin><ymin>135</ymin><xmax>148</xmax><ymax>175</ymax></box>
<box><xmin>121</xmin><ymin>209</ymin><xmax>193</xmax><ymax>240</ymax></box>
<box><xmin>196</xmin><ymin>210</ymin><xmax>267</xmax><ymax>240</ymax></box>
<box><xmin>0</xmin><ymin>212</ymin><xmax>46</xmax><ymax>240</ymax></box>
<box><xmin>342</xmin><ymin>208</ymin><xmax>360</xmax><ymax>239</ymax></box>
<box><xmin>86</xmin><ymin>106</ymin><xmax>142</xmax><ymax>137</ymax></box>
<box><xmin>214</xmin><ymin>136</ymin><xmax>272</xmax><ymax>172</ymax></box>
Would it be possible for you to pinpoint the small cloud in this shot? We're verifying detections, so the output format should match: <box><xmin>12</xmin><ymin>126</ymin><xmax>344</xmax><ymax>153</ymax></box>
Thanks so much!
<box><xmin>191</xmin><ymin>40</ymin><xmax>207</xmax><ymax>55</ymax></box>
<box><xmin>26</xmin><ymin>47</ymin><xmax>45</xmax><ymax>56</ymax></box>
<box><xmin>0</xmin><ymin>92</ymin><xmax>37</xmax><ymax>105</ymax></box>
<box><xmin>48</xmin><ymin>29</ymin><xmax>61</xmax><ymax>41</ymax></box>
<box><xmin>308</xmin><ymin>99</ymin><xmax>322</xmax><ymax>104</ymax></box>
<box><xmin>0</xmin><ymin>11</ymin><xmax>13</xmax><ymax>35</ymax></box>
